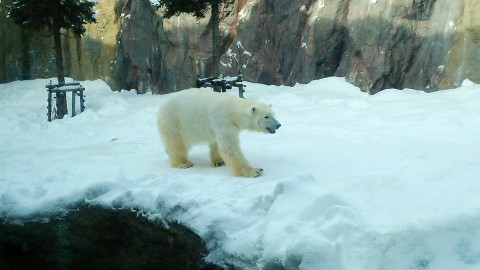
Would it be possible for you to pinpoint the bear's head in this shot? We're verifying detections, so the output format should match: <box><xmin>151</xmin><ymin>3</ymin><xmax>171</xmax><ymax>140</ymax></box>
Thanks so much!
<box><xmin>249</xmin><ymin>103</ymin><xmax>281</xmax><ymax>134</ymax></box>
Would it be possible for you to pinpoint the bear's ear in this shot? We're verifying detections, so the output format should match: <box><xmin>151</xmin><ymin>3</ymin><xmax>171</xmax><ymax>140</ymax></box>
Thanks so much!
<box><xmin>269</xmin><ymin>104</ymin><xmax>272</xmax><ymax>108</ymax></box>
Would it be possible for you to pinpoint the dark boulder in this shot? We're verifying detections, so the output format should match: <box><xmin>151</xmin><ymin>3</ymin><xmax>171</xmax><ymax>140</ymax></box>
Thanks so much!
<box><xmin>0</xmin><ymin>205</ymin><xmax>222</xmax><ymax>270</ymax></box>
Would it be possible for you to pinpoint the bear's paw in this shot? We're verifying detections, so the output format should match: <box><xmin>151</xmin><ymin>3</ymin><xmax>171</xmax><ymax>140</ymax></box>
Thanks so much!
<box><xmin>172</xmin><ymin>161</ymin><xmax>194</xmax><ymax>169</ymax></box>
<box><xmin>213</xmin><ymin>160</ymin><xmax>225</xmax><ymax>167</ymax></box>
<box><xmin>239</xmin><ymin>167</ymin><xmax>264</xmax><ymax>178</ymax></box>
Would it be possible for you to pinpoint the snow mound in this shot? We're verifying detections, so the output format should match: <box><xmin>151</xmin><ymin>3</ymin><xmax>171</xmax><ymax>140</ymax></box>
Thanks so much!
<box><xmin>2</xmin><ymin>77</ymin><xmax>480</xmax><ymax>269</ymax></box>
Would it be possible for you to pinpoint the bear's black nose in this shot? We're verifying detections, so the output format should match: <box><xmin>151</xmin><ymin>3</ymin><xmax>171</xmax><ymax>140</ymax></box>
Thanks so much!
<box><xmin>276</xmin><ymin>123</ymin><xmax>281</xmax><ymax>129</ymax></box>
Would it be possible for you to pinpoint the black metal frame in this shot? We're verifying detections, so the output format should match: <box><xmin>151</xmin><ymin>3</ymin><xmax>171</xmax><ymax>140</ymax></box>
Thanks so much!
<box><xmin>46</xmin><ymin>82</ymin><xmax>85</xmax><ymax>122</ymax></box>
<box><xmin>195</xmin><ymin>71</ymin><xmax>246</xmax><ymax>98</ymax></box>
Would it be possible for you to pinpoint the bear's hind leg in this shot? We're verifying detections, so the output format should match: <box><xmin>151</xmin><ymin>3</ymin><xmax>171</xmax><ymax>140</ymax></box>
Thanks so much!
<box><xmin>165</xmin><ymin>136</ymin><xmax>193</xmax><ymax>169</ymax></box>
<box><xmin>210</xmin><ymin>142</ymin><xmax>225</xmax><ymax>167</ymax></box>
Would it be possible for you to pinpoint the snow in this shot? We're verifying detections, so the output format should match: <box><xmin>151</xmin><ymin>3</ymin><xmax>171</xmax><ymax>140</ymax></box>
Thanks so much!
<box><xmin>149</xmin><ymin>0</ymin><xmax>160</xmax><ymax>7</ymax></box>
<box><xmin>2</xmin><ymin>77</ymin><xmax>480</xmax><ymax>269</ymax></box>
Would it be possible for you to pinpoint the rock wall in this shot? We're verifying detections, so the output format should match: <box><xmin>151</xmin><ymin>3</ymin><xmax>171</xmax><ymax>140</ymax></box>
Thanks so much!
<box><xmin>1</xmin><ymin>0</ymin><xmax>479</xmax><ymax>94</ymax></box>
<box><xmin>229</xmin><ymin>0</ymin><xmax>480</xmax><ymax>93</ymax></box>
<box><xmin>113</xmin><ymin>0</ymin><xmax>241</xmax><ymax>93</ymax></box>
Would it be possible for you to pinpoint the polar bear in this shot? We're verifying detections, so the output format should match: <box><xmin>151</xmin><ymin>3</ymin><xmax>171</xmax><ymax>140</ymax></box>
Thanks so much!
<box><xmin>157</xmin><ymin>88</ymin><xmax>281</xmax><ymax>177</ymax></box>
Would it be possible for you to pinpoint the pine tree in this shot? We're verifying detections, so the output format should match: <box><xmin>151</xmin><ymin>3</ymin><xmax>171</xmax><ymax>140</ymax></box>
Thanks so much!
<box><xmin>154</xmin><ymin>0</ymin><xmax>230</xmax><ymax>78</ymax></box>
<box><xmin>8</xmin><ymin>0</ymin><xmax>96</xmax><ymax>119</ymax></box>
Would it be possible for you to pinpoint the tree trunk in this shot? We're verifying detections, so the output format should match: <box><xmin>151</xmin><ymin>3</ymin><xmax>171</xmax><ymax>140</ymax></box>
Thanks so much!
<box><xmin>52</xmin><ymin>14</ymin><xmax>68</xmax><ymax>119</ymax></box>
<box><xmin>211</xmin><ymin>2</ymin><xmax>221</xmax><ymax>78</ymax></box>
<box><xmin>76</xmin><ymin>34</ymin><xmax>83</xmax><ymax>78</ymax></box>
<box><xmin>20</xmin><ymin>29</ymin><xmax>31</xmax><ymax>80</ymax></box>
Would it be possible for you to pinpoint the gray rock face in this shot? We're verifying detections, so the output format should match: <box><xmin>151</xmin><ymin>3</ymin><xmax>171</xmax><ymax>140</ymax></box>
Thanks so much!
<box><xmin>114</xmin><ymin>0</ymin><xmax>233</xmax><ymax>94</ymax></box>
<box><xmin>225</xmin><ymin>0</ymin><xmax>480</xmax><ymax>93</ymax></box>
<box><xmin>1</xmin><ymin>0</ymin><xmax>479</xmax><ymax>94</ymax></box>
<box><xmin>113</xmin><ymin>0</ymin><xmax>480</xmax><ymax>94</ymax></box>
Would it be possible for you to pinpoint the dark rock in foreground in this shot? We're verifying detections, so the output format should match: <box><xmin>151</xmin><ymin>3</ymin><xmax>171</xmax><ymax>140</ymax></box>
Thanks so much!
<box><xmin>0</xmin><ymin>205</ymin><xmax>222</xmax><ymax>270</ymax></box>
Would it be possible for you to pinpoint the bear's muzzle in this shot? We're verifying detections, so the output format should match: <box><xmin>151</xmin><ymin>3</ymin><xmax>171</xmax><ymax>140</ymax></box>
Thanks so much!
<box><xmin>266</xmin><ymin>121</ymin><xmax>281</xmax><ymax>134</ymax></box>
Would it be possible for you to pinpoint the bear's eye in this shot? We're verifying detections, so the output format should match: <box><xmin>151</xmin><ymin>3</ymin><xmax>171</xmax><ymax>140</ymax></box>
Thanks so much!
<box><xmin>264</xmin><ymin>116</ymin><xmax>269</xmax><ymax>119</ymax></box>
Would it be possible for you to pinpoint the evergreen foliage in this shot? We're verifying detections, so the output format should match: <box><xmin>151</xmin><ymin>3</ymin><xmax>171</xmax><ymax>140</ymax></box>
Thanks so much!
<box><xmin>154</xmin><ymin>0</ymin><xmax>213</xmax><ymax>19</ymax></box>
<box><xmin>8</xmin><ymin>0</ymin><xmax>96</xmax><ymax>35</ymax></box>
<box><xmin>8</xmin><ymin>0</ymin><xmax>96</xmax><ymax>119</ymax></box>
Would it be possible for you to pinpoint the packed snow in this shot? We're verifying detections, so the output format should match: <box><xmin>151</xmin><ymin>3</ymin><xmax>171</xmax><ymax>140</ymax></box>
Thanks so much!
<box><xmin>1</xmin><ymin>77</ymin><xmax>480</xmax><ymax>269</ymax></box>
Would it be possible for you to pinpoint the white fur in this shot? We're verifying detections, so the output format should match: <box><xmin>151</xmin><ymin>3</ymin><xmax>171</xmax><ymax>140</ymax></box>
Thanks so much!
<box><xmin>157</xmin><ymin>88</ymin><xmax>279</xmax><ymax>177</ymax></box>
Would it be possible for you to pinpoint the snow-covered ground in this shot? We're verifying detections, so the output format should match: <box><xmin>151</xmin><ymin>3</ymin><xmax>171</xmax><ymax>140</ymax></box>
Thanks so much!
<box><xmin>1</xmin><ymin>77</ymin><xmax>480</xmax><ymax>269</ymax></box>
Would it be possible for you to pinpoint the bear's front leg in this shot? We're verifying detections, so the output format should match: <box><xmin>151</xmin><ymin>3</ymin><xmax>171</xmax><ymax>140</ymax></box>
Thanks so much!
<box><xmin>238</xmin><ymin>167</ymin><xmax>264</xmax><ymax>178</ymax></box>
<box><xmin>217</xmin><ymin>135</ymin><xmax>263</xmax><ymax>177</ymax></box>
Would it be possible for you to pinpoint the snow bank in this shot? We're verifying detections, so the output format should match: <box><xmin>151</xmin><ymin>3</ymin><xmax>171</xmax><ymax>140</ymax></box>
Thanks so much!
<box><xmin>1</xmin><ymin>77</ymin><xmax>480</xmax><ymax>269</ymax></box>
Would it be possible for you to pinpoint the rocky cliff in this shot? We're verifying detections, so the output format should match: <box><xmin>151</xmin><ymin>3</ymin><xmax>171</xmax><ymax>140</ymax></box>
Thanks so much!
<box><xmin>1</xmin><ymin>0</ymin><xmax>479</xmax><ymax>94</ymax></box>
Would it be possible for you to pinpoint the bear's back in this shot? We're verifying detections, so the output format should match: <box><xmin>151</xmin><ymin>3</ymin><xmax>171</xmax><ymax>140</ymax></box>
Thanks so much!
<box><xmin>164</xmin><ymin>88</ymin><xmax>236</xmax><ymax>114</ymax></box>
